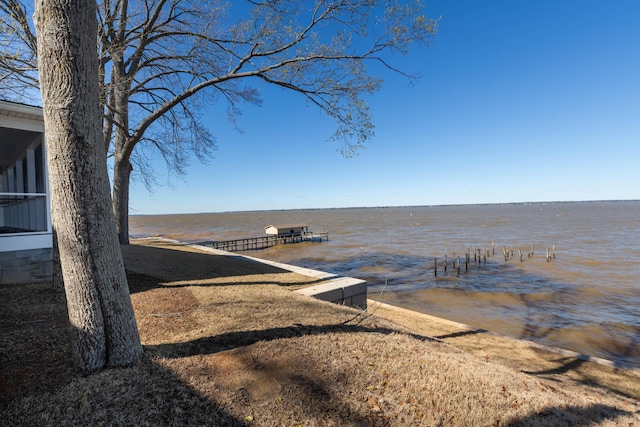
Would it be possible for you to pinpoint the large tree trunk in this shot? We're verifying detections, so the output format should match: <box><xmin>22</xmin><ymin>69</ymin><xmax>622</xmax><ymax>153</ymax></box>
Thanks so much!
<box><xmin>113</xmin><ymin>156</ymin><xmax>132</xmax><ymax>245</ymax></box>
<box><xmin>35</xmin><ymin>0</ymin><xmax>142</xmax><ymax>373</ymax></box>
<box><xmin>111</xmin><ymin>43</ymin><xmax>132</xmax><ymax>245</ymax></box>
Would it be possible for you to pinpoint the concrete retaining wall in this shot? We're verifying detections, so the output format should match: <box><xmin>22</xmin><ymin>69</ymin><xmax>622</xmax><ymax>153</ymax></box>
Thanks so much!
<box><xmin>187</xmin><ymin>241</ymin><xmax>368</xmax><ymax>310</ymax></box>
<box><xmin>295</xmin><ymin>277</ymin><xmax>367</xmax><ymax>310</ymax></box>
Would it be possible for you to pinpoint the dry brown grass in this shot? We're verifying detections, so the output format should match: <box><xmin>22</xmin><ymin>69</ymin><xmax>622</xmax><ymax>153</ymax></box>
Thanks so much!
<box><xmin>1</xmin><ymin>239</ymin><xmax>639</xmax><ymax>426</ymax></box>
<box><xmin>369</xmin><ymin>300</ymin><xmax>640</xmax><ymax>402</ymax></box>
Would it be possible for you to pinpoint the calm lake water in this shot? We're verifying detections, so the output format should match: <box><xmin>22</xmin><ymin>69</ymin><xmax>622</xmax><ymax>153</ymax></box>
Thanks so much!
<box><xmin>130</xmin><ymin>201</ymin><xmax>640</xmax><ymax>368</ymax></box>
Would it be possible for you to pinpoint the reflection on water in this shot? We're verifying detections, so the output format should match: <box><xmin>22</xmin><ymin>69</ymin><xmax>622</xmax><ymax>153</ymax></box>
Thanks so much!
<box><xmin>130</xmin><ymin>201</ymin><xmax>640</xmax><ymax>368</ymax></box>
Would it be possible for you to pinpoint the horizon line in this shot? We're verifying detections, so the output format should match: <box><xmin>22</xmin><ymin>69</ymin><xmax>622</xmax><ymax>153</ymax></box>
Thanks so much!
<box><xmin>130</xmin><ymin>198</ymin><xmax>640</xmax><ymax>216</ymax></box>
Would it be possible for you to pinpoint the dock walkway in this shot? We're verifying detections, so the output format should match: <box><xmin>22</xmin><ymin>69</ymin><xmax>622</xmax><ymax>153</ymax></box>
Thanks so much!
<box><xmin>199</xmin><ymin>231</ymin><xmax>329</xmax><ymax>252</ymax></box>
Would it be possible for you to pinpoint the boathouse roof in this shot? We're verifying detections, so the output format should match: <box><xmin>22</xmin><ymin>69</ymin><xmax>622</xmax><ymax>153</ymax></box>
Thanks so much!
<box><xmin>264</xmin><ymin>223</ymin><xmax>308</xmax><ymax>231</ymax></box>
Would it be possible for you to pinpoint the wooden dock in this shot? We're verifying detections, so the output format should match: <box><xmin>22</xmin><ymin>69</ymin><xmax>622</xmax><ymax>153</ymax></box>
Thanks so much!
<box><xmin>199</xmin><ymin>231</ymin><xmax>329</xmax><ymax>252</ymax></box>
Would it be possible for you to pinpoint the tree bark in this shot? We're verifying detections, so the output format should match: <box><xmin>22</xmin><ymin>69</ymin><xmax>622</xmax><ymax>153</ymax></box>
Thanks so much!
<box><xmin>111</xmin><ymin>38</ymin><xmax>132</xmax><ymax>245</ymax></box>
<box><xmin>35</xmin><ymin>0</ymin><xmax>142</xmax><ymax>372</ymax></box>
<box><xmin>113</xmin><ymin>156</ymin><xmax>132</xmax><ymax>245</ymax></box>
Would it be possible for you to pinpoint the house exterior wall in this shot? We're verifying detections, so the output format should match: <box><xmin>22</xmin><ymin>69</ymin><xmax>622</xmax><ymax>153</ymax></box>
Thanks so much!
<box><xmin>0</xmin><ymin>101</ymin><xmax>53</xmax><ymax>284</ymax></box>
<box><xmin>0</xmin><ymin>247</ymin><xmax>52</xmax><ymax>283</ymax></box>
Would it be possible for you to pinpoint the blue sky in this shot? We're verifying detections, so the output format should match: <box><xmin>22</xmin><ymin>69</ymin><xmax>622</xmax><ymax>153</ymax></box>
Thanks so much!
<box><xmin>129</xmin><ymin>0</ymin><xmax>640</xmax><ymax>215</ymax></box>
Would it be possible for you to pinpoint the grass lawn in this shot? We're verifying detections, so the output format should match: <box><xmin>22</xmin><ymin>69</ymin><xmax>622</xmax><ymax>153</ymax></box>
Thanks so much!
<box><xmin>1</xmin><ymin>239</ymin><xmax>639</xmax><ymax>426</ymax></box>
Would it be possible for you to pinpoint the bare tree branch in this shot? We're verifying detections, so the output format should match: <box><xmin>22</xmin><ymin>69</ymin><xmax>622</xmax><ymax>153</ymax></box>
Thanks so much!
<box><xmin>1</xmin><ymin>0</ymin><xmax>438</xmax><ymax>242</ymax></box>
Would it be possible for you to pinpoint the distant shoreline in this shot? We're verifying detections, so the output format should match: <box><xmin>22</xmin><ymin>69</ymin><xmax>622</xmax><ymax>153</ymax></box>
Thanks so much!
<box><xmin>130</xmin><ymin>198</ymin><xmax>640</xmax><ymax>216</ymax></box>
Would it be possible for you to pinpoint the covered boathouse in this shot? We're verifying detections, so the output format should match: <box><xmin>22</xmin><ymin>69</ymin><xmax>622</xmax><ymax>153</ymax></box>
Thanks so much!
<box><xmin>264</xmin><ymin>223</ymin><xmax>309</xmax><ymax>237</ymax></box>
<box><xmin>0</xmin><ymin>101</ymin><xmax>52</xmax><ymax>284</ymax></box>
<box><xmin>203</xmin><ymin>223</ymin><xmax>328</xmax><ymax>251</ymax></box>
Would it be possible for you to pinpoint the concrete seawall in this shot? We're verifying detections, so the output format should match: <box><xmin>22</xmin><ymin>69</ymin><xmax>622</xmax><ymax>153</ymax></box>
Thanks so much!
<box><xmin>189</xmin><ymin>242</ymin><xmax>367</xmax><ymax>310</ymax></box>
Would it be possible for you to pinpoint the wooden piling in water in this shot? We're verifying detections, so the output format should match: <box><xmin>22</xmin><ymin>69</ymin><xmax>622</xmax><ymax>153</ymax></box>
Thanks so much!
<box><xmin>427</xmin><ymin>240</ymin><xmax>558</xmax><ymax>280</ymax></box>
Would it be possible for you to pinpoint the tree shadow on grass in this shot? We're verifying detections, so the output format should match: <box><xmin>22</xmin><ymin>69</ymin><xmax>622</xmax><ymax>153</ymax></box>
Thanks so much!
<box><xmin>145</xmin><ymin>320</ymin><xmax>438</xmax><ymax>359</ymax></box>
<box><xmin>4</xmin><ymin>355</ymin><xmax>248</xmax><ymax>426</ymax></box>
<box><xmin>521</xmin><ymin>352</ymin><xmax>640</xmax><ymax>401</ymax></box>
<box><xmin>505</xmin><ymin>403</ymin><xmax>636</xmax><ymax>427</ymax></box>
<box><xmin>125</xmin><ymin>269</ymin><xmax>329</xmax><ymax>296</ymax></box>
<box><xmin>50</xmin><ymin>356</ymin><xmax>247</xmax><ymax>426</ymax></box>
<box><xmin>122</xmin><ymin>244</ymin><xmax>290</xmax><ymax>282</ymax></box>
<box><xmin>0</xmin><ymin>282</ymin><xmax>246</xmax><ymax>426</ymax></box>
<box><xmin>523</xmin><ymin>357</ymin><xmax>587</xmax><ymax>377</ymax></box>
<box><xmin>143</xmin><ymin>321</ymin><xmax>638</xmax><ymax>426</ymax></box>
<box><xmin>143</xmin><ymin>320</ymin><xmax>437</xmax><ymax>426</ymax></box>
<box><xmin>5</xmin><ymin>282</ymin><xmax>635</xmax><ymax>426</ymax></box>
<box><xmin>0</xmin><ymin>283</ymin><xmax>75</xmax><ymax>405</ymax></box>
<box><xmin>122</xmin><ymin>244</ymin><xmax>329</xmax><ymax>294</ymax></box>
<box><xmin>434</xmin><ymin>328</ymin><xmax>489</xmax><ymax>340</ymax></box>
